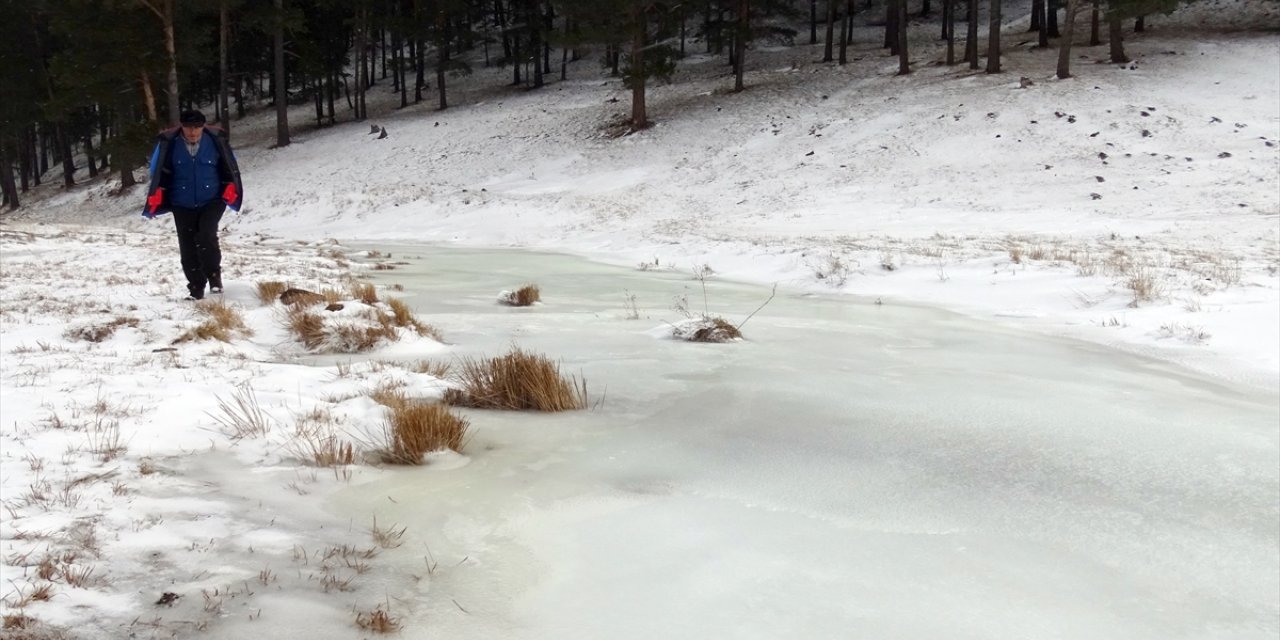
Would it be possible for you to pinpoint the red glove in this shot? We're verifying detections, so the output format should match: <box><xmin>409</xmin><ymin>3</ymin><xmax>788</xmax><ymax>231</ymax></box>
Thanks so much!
<box><xmin>222</xmin><ymin>183</ymin><xmax>238</xmax><ymax>206</ymax></box>
<box><xmin>145</xmin><ymin>188</ymin><xmax>164</xmax><ymax>217</ymax></box>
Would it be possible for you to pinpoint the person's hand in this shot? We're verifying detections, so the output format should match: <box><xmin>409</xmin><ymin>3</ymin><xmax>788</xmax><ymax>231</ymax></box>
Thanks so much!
<box><xmin>222</xmin><ymin>183</ymin><xmax>238</xmax><ymax>205</ymax></box>
<box><xmin>144</xmin><ymin>188</ymin><xmax>164</xmax><ymax>218</ymax></box>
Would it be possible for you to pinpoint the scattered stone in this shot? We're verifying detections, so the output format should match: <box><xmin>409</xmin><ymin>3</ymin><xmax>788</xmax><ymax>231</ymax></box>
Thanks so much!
<box><xmin>1141</xmin><ymin>130</ymin><xmax>1151</xmax><ymax>137</ymax></box>
<box><xmin>1218</xmin><ymin>152</ymin><xmax>1233</xmax><ymax>158</ymax></box>
<box><xmin>325</xmin><ymin>303</ymin><xmax>345</xmax><ymax>312</ymax></box>
<box><xmin>1019</xmin><ymin>77</ymin><xmax>1034</xmax><ymax>88</ymax></box>
<box><xmin>156</xmin><ymin>592</ymin><xmax>181</xmax><ymax>606</ymax></box>
<box><xmin>1090</xmin><ymin>193</ymin><xmax>1103</xmax><ymax>200</ymax></box>
<box><xmin>1095</xmin><ymin>176</ymin><xmax>1106</xmax><ymax>182</ymax></box>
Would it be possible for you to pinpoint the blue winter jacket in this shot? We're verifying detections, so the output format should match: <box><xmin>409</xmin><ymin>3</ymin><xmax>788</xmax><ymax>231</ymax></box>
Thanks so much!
<box><xmin>142</xmin><ymin>126</ymin><xmax>243</xmax><ymax>217</ymax></box>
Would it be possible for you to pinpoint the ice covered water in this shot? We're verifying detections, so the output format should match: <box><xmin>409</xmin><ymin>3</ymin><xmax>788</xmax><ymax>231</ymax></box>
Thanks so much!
<box><xmin>333</xmin><ymin>245</ymin><xmax>1279</xmax><ymax>639</ymax></box>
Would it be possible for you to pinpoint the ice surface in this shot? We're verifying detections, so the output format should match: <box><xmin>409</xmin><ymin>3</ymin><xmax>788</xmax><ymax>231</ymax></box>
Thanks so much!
<box><xmin>324</xmin><ymin>246</ymin><xmax>1280</xmax><ymax>639</ymax></box>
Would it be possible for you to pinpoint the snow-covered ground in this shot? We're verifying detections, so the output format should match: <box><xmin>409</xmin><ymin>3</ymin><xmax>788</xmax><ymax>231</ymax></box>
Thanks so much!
<box><xmin>1</xmin><ymin>4</ymin><xmax>1277</xmax><ymax>638</ymax></box>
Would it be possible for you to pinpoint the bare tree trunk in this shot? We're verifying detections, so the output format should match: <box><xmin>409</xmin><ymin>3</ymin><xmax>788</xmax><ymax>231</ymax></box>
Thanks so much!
<box><xmin>944</xmin><ymin>0</ymin><xmax>956</xmax><ymax>64</ymax></box>
<box><xmin>437</xmin><ymin>10</ymin><xmax>449</xmax><ymax>110</ymax></box>
<box><xmin>733</xmin><ymin>0</ymin><xmax>748</xmax><ymax>91</ymax></box>
<box><xmin>886</xmin><ymin>0</ymin><xmax>897</xmax><ymax>51</ymax></box>
<box><xmin>0</xmin><ymin>139</ymin><xmax>17</xmax><ymax>210</ymax></box>
<box><xmin>1108</xmin><ymin>12</ymin><xmax>1128</xmax><ymax>62</ymax></box>
<box><xmin>810</xmin><ymin>0</ymin><xmax>818</xmax><ymax>44</ymax></box>
<box><xmin>630</xmin><ymin>7</ymin><xmax>648</xmax><ymax>129</ymax></box>
<box><xmin>139</xmin><ymin>69</ymin><xmax>158</xmax><ymax>123</ymax></box>
<box><xmin>274</xmin><ymin>0</ymin><xmax>290</xmax><ymax>147</ymax></box>
<box><xmin>986</xmin><ymin>0</ymin><xmax>1001</xmax><ymax>73</ymax></box>
<box><xmin>838</xmin><ymin>0</ymin><xmax>849</xmax><ymax>64</ymax></box>
<box><xmin>220</xmin><ymin>0</ymin><xmax>231</xmax><ymax>136</ymax></box>
<box><xmin>965</xmin><ymin>0</ymin><xmax>978</xmax><ymax>68</ymax></box>
<box><xmin>823</xmin><ymin>0</ymin><xmax>836</xmax><ymax>62</ymax></box>
<box><xmin>139</xmin><ymin>0</ymin><xmax>180</xmax><ymax>126</ymax></box>
<box><xmin>896</xmin><ymin>0</ymin><xmax>910</xmax><ymax>74</ymax></box>
<box><xmin>1057</xmin><ymin>0</ymin><xmax>1081</xmax><ymax>77</ymax></box>
<box><xmin>57</xmin><ymin>125</ymin><xmax>75</xmax><ymax>188</ymax></box>
<box><xmin>1089</xmin><ymin>0</ymin><xmax>1100</xmax><ymax>45</ymax></box>
<box><xmin>1135</xmin><ymin>15</ymin><xmax>1144</xmax><ymax>31</ymax></box>
<box><xmin>1031</xmin><ymin>0</ymin><xmax>1043</xmax><ymax>31</ymax></box>
<box><xmin>358</xmin><ymin>9</ymin><xmax>368</xmax><ymax>119</ymax></box>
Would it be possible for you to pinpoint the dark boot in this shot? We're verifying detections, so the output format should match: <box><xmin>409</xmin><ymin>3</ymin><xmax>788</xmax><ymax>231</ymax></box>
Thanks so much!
<box><xmin>209</xmin><ymin>271</ymin><xmax>223</xmax><ymax>294</ymax></box>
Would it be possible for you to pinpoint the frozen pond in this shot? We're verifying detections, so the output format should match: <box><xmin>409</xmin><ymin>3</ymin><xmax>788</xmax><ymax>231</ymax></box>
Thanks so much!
<box><xmin>333</xmin><ymin>245</ymin><xmax>1279</xmax><ymax>639</ymax></box>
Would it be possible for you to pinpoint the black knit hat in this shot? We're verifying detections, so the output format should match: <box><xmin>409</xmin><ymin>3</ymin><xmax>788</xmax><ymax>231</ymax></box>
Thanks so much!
<box><xmin>179</xmin><ymin>110</ymin><xmax>206</xmax><ymax>126</ymax></box>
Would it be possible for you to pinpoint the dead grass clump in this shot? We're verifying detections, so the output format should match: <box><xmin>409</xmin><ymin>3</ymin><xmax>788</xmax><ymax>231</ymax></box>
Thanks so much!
<box><xmin>1126</xmin><ymin>266</ymin><xmax>1165</xmax><ymax>307</ymax></box>
<box><xmin>176</xmin><ymin>300</ymin><xmax>251</xmax><ymax>343</ymax></box>
<box><xmin>256</xmin><ymin>281</ymin><xmax>288</xmax><ymax>305</ymax></box>
<box><xmin>3</xmin><ymin>612</ymin><xmax>36</xmax><ymax>630</ymax></box>
<box><xmin>287</xmin><ymin>407</ymin><xmax>356</xmax><ymax>467</ymax></box>
<box><xmin>672</xmin><ymin>316</ymin><xmax>743</xmax><ymax>343</ymax></box>
<box><xmin>377</xmin><ymin>401</ymin><xmax>469</xmax><ymax>463</ymax></box>
<box><xmin>369</xmin><ymin>382</ymin><xmax>409</xmax><ymax>408</ymax></box>
<box><xmin>410</xmin><ymin>359</ymin><xmax>450</xmax><ymax>378</ymax></box>
<box><xmin>321</xmin><ymin>288</ymin><xmax>346</xmax><ymax>305</ymax></box>
<box><xmin>355</xmin><ymin>603</ymin><xmax>401</xmax><ymax>633</ymax></box>
<box><xmin>499</xmin><ymin>284</ymin><xmax>541</xmax><ymax>307</ymax></box>
<box><xmin>280</xmin><ymin>288</ymin><xmax>326</xmax><ymax>306</ymax></box>
<box><xmin>330</xmin><ymin>322</ymin><xmax>398</xmax><ymax>352</ymax></box>
<box><xmin>350</xmin><ymin>282</ymin><xmax>378</xmax><ymax>305</ymax></box>
<box><xmin>285</xmin><ymin>307</ymin><xmax>327</xmax><ymax>349</ymax></box>
<box><xmin>444</xmin><ymin>347</ymin><xmax>587</xmax><ymax>412</ymax></box>
<box><xmin>385</xmin><ymin>298</ymin><xmax>439</xmax><ymax>339</ymax></box>
<box><xmin>285</xmin><ymin>298</ymin><xmax>434</xmax><ymax>353</ymax></box>
<box><xmin>209</xmin><ymin>384</ymin><xmax>273</xmax><ymax>441</ymax></box>
<box><xmin>64</xmin><ymin>317</ymin><xmax>139</xmax><ymax>343</ymax></box>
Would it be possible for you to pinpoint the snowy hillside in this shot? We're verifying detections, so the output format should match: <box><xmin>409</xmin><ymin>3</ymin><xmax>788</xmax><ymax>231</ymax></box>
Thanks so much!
<box><xmin>2</xmin><ymin>4</ymin><xmax>1278</xmax><ymax>639</ymax></box>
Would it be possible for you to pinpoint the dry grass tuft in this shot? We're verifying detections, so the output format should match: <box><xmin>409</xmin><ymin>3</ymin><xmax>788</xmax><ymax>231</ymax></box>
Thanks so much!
<box><xmin>256</xmin><ymin>281</ymin><xmax>288</xmax><ymax>305</ymax></box>
<box><xmin>350</xmin><ymin>282</ymin><xmax>379</xmax><ymax>305</ymax></box>
<box><xmin>355</xmin><ymin>603</ymin><xmax>401</xmax><ymax>633</ymax></box>
<box><xmin>64</xmin><ymin>317</ymin><xmax>139</xmax><ymax>343</ymax></box>
<box><xmin>280</xmin><ymin>288</ymin><xmax>326</xmax><ymax>306</ymax></box>
<box><xmin>176</xmin><ymin>299</ymin><xmax>251</xmax><ymax>343</ymax></box>
<box><xmin>1126</xmin><ymin>266</ymin><xmax>1164</xmax><ymax>306</ymax></box>
<box><xmin>329</xmin><ymin>322</ymin><xmax>398</xmax><ymax>352</ymax></box>
<box><xmin>499</xmin><ymin>284</ymin><xmax>541</xmax><ymax>307</ymax></box>
<box><xmin>370</xmin><ymin>517</ymin><xmax>407</xmax><ymax>548</ymax></box>
<box><xmin>3</xmin><ymin>612</ymin><xmax>36</xmax><ymax>630</ymax></box>
<box><xmin>444</xmin><ymin>347</ymin><xmax>587</xmax><ymax>412</ymax></box>
<box><xmin>285</xmin><ymin>307</ymin><xmax>327</xmax><ymax>349</ymax></box>
<box><xmin>385</xmin><ymin>298</ymin><xmax>439</xmax><ymax>339</ymax></box>
<box><xmin>410</xmin><ymin>359</ymin><xmax>451</xmax><ymax>378</ymax></box>
<box><xmin>673</xmin><ymin>316</ymin><xmax>743</xmax><ymax>342</ymax></box>
<box><xmin>376</xmin><ymin>397</ymin><xmax>469</xmax><ymax>463</ymax></box>
<box><xmin>209</xmin><ymin>385</ymin><xmax>272</xmax><ymax>441</ymax></box>
<box><xmin>284</xmin><ymin>298</ymin><xmax>435</xmax><ymax>352</ymax></box>
<box><xmin>369</xmin><ymin>381</ymin><xmax>408</xmax><ymax>408</ymax></box>
<box><xmin>287</xmin><ymin>407</ymin><xmax>357</xmax><ymax>467</ymax></box>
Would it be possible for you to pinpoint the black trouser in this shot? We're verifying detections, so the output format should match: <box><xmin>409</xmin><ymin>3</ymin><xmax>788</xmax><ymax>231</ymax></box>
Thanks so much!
<box><xmin>171</xmin><ymin>200</ymin><xmax>225</xmax><ymax>297</ymax></box>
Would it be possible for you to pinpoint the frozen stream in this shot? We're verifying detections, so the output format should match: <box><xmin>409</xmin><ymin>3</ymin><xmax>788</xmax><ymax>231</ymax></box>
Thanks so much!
<box><xmin>332</xmin><ymin>245</ymin><xmax>1279</xmax><ymax>639</ymax></box>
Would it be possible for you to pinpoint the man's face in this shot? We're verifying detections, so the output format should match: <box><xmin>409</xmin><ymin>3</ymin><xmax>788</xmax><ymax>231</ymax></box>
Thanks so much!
<box><xmin>181</xmin><ymin>125</ymin><xmax>203</xmax><ymax>144</ymax></box>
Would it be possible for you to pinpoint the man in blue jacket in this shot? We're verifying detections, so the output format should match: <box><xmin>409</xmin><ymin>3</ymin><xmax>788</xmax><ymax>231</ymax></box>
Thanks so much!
<box><xmin>142</xmin><ymin>109</ymin><xmax>244</xmax><ymax>301</ymax></box>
